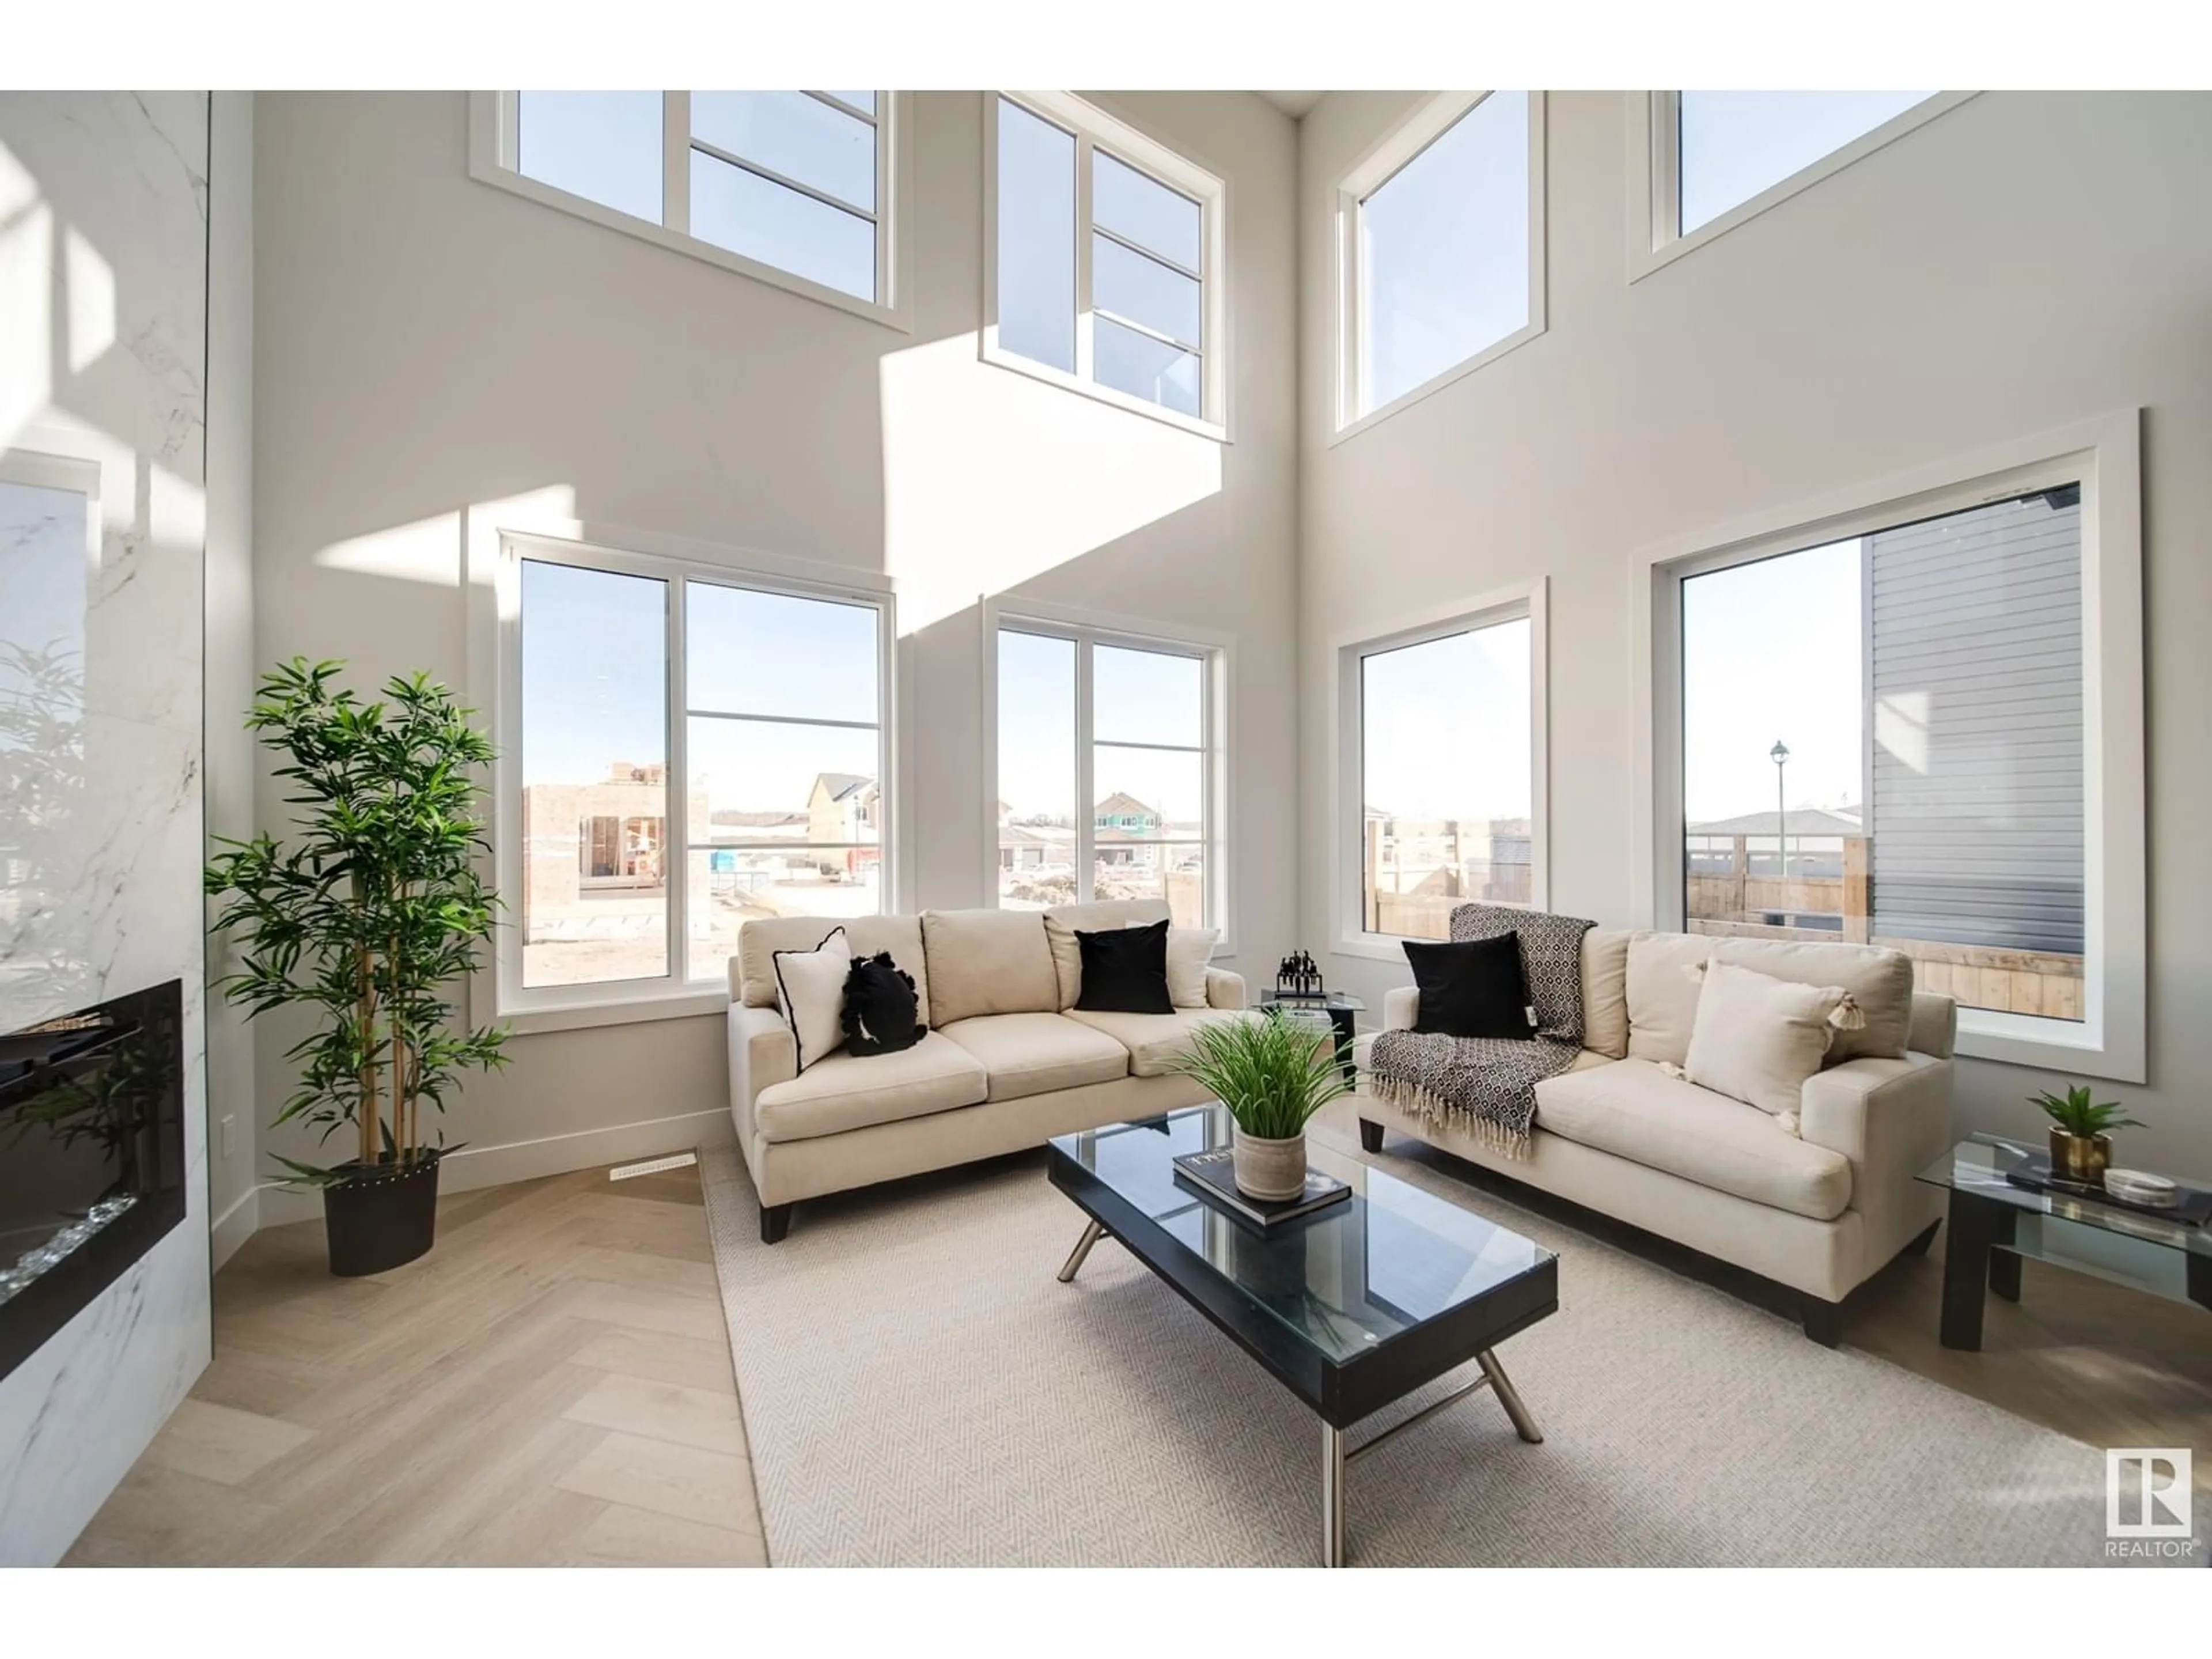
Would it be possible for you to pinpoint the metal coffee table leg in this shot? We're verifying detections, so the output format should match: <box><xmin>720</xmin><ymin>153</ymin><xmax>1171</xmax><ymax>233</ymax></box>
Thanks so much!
<box><xmin>1056</xmin><ymin>1219</ymin><xmax>1107</xmax><ymax>1283</ymax></box>
<box><xmin>1478</xmin><ymin>1349</ymin><xmax>1544</xmax><ymax>1444</ymax></box>
<box><xmin>1322</xmin><ymin>1422</ymin><xmax>1345</xmax><ymax>1568</ymax></box>
<box><xmin>1320</xmin><ymin>1351</ymin><xmax>1546</xmax><ymax>1565</ymax></box>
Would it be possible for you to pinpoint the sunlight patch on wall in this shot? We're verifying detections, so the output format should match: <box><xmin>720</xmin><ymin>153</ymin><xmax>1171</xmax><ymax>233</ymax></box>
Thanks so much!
<box><xmin>1874</xmin><ymin>691</ymin><xmax>1930</xmax><ymax>776</ymax></box>
<box><xmin>316</xmin><ymin>487</ymin><xmax>582</xmax><ymax>592</ymax></box>
<box><xmin>879</xmin><ymin>334</ymin><xmax>1222</xmax><ymax>632</ymax></box>
<box><xmin>315</xmin><ymin>508</ymin><xmax>464</xmax><ymax>587</ymax></box>
<box><xmin>63</xmin><ymin>226</ymin><xmax>113</xmax><ymax>373</ymax></box>
<box><xmin>1</xmin><ymin>199</ymin><xmax>52</xmax><ymax>446</ymax></box>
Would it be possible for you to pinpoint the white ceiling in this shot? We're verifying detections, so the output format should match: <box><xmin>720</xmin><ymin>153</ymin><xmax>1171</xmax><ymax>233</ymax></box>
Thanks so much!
<box><xmin>1259</xmin><ymin>91</ymin><xmax>1324</xmax><ymax>119</ymax></box>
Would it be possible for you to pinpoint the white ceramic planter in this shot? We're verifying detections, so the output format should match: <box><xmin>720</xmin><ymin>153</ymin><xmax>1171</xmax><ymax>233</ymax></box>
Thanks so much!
<box><xmin>1232</xmin><ymin>1128</ymin><xmax>1308</xmax><ymax>1202</ymax></box>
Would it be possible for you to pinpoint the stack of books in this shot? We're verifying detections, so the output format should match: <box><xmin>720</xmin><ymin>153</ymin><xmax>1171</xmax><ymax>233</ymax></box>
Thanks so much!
<box><xmin>1172</xmin><ymin>1147</ymin><xmax>1350</xmax><ymax>1233</ymax></box>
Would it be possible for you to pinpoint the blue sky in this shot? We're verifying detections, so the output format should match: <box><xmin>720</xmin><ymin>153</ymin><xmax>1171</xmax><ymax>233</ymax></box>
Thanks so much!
<box><xmin>998</xmin><ymin>632</ymin><xmax>1205</xmax><ymax>824</ymax></box>
<box><xmin>1679</xmin><ymin>92</ymin><xmax>1935</xmax><ymax>230</ymax></box>
<box><xmin>1361</xmin><ymin>619</ymin><xmax>1531</xmax><ymax>820</ymax></box>
<box><xmin>518</xmin><ymin>92</ymin><xmax>879</xmax><ymax>301</ymax></box>
<box><xmin>520</xmin><ymin>563</ymin><xmax>882</xmax><ymax>820</ymax></box>
<box><xmin>1362</xmin><ymin>90</ymin><xmax>1529</xmax><ymax>412</ymax></box>
<box><xmin>1683</xmin><ymin>537</ymin><xmax>1863</xmax><ymax>823</ymax></box>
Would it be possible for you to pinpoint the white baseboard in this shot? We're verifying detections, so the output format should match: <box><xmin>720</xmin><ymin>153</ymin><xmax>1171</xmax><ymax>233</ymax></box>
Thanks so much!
<box><xmin>253</xmin><ymin>1108</ymin><xmax>738</xmax><ymax>1230</ymax></box>
<box><xmin>209</xmin><ymin>1185</ymin><xmax>260</xmax><ymax>1272</ymax></box>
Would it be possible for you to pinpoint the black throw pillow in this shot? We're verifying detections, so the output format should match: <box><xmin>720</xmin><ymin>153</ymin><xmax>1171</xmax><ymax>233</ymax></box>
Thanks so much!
<box><xmin>1074</xmin><ymin>920</ymin><xmax>1175</xmax><ymax>1015</ymax></box>
<box><xmin>841</xmin><ymin>951</ymin><xmax>923</xmax><ymax>1058</ymax></box>
<box><xmin>1406</xmin><ymin>933</ymin><xmax>1536</xmax><ymax>1040</ymax></box>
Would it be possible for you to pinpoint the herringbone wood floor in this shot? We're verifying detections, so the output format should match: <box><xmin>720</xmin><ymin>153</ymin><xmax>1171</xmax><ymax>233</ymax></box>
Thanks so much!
<box><xmin>65</xmin><ymin>1162</ymin><xmax>768</xmax><ymax>1567</ymax></box>
<box><xmin>63</xmin><ymin>1144</ymin><xmax>2212</xmax><ymax>1566</ymax></box>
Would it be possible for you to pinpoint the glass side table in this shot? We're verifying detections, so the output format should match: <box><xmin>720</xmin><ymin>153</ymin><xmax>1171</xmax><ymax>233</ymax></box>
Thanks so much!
<box><xmin>1258</xmin><ymin>992</ymin><xmax>1364</xmax><ymax>1086</ymax></box>
<box><xmin>1915</xmin><ymin>1133</ymin><xmax>2211</xmax><ymax>1350</ymax></box>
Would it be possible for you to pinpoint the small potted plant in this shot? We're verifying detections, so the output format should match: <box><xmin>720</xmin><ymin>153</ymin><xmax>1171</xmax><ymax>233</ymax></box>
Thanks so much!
<box><xmin>1173</xmin><ymin>1010</ymin><xmax>1350</xmax><ymax>1201</ymax></box>
<box><xmin>2029</xmin><ymin>1084</ymin><xmax>2143</xmax><ymax>1185</ymax></box>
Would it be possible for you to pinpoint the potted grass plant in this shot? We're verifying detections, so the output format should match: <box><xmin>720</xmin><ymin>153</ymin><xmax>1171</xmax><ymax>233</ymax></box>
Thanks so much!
<box><xmin>1173</xmin><ymin>1009</ymin><xmax>1350</xmax><ymax>1201</ymax></box>
<box><xmin>2031</xmin><ymin>1084</ymin><xmax>2143</xmax><ymax>1186</ymax></box>
<box><xmin>205</xmin><ymin>658</ymin><xmax>510</xmax><ymax>1276</ymax></box>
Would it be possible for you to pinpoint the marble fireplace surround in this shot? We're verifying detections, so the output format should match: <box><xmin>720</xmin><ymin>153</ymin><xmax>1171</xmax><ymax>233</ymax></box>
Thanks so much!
<box><xmin>0</xmin><ymin>92</ymin><xmax>214</xmax><ymax>1566</ymax></box>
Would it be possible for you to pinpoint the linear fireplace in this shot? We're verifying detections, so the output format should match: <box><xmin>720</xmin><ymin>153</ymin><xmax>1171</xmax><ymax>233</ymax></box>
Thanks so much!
<box><xmin>0</xmin><ymin>980</ymin><xmax>187</xmax><ymax>1382</ymax></box>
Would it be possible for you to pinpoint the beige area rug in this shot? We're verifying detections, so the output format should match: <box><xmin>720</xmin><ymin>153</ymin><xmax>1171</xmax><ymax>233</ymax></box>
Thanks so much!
<box><xmin>698</xmin><ymin>1110</ymin><xmax>2128</xmax><ymax>1567</ymax></box>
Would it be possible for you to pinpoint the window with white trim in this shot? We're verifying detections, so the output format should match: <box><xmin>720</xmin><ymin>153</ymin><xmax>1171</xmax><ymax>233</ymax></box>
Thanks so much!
<box><xmin>1336</xmin><ymin>92</ymin><xmax>1546</xmax><ymax>437</ymax></box>
<box><xmin>1338</xmin><ymin>594</ymin><xmax>1543</xmax><ymax>950</ymax></box>
<box><xmin>501</xmin><ymin>538</ymin><xmax>892</xmax><ymax>1012</ymax></box>
<box><xmin>986</xmin><ymin>93</ymin><xmax>1226</xmax><ymax>433</ymax></box>
<box><xmin>994</xmin><ymin>620</ymin><xmax>1222</xmax><ymax>929</ymax></box>
<box><xmin>1631</xmin><ymin>91</ymin><xmax>1971</xmax><ymax>276</ymax></box>
<box><xmin>471</xmin><ymin>92</ymin><xmax>902</xmax><ymax>324</ymax></box>
<box><xmin>1646</xmin><ymin>419</ymin><xmax>2145</xmax><ymax>1080</ymax></box>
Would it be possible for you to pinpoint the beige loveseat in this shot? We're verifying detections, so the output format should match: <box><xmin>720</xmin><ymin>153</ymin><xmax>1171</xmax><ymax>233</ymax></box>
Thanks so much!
<box><xmin>727</xmin><ymin>900</ymin><xmax>1247</xmax><ymax>1240</ymax></box>
<box><xmin>1353</xmin><ymin>923</ymin><xmax>1956</xmax><ymax>1343</ymax></box>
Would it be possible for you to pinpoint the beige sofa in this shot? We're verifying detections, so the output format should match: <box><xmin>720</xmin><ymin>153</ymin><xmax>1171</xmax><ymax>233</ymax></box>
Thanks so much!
<box><xmin>1353</xmin><ymin>925</ymin><xmax>1956</xmax><ymax>1343</ymax></box>
<box><xmin>727</xmin><ymin>900</ymin><xmax>1248</xmax><ymax>1240</ymax></box>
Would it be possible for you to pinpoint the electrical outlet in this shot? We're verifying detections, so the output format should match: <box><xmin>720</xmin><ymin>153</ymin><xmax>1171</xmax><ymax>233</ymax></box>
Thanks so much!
<box><xmin>219</xmin><ymin>1114</ymin><xmax>235</xmax><ymax>1158</ymax></box>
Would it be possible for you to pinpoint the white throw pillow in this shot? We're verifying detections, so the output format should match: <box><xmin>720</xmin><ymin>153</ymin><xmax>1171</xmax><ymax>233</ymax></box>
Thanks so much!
<box><xmin>1166</xmin><ymin>927</ymin><xmax>1220</xmax><ymax>1010</ymax></box>
<box><xmin>772</xmin><ymin>926</ymin><xmax>854</xmax><ymax>1073</ymax></box>
<box><xmin>1681</xmin><ymin>960</ymin><xmax>1847</xmax><ymax>1121</ymax></box>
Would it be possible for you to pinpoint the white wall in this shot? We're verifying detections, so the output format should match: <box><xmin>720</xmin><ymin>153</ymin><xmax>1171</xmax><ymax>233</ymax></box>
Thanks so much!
<box><xmin>0</xmin><ymin>92</ymin><xmax>213</xmax><ymax>1566</ymax></box>
<box><xmin>249</xmin><ymin>91</ymin><xmax>1300</xmax><ymax>1198</ymax></box>
<box><xmin>1297</xmin><ymin>91</ymin><xmax>2212</xmax><ymax>1178</ymax></box>
<box><xmin>206</xmin><ymin>90</ymin><xmax>257</xmax><ymax>1268</ymax></box>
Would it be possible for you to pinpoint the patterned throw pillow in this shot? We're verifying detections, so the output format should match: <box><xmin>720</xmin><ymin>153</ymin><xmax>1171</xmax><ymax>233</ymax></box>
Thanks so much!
<box><xmin>842</xmin><ymin>951</ymin><xmax>923</xmax><ymax>1058</ymax></box>
<box><xmin>772</xmin><ymin>926</ymin><xmax>854</xmax><ymax>1072</ymax></box>
<box><xmin>1448</xmin><ymin>904</ymin><xmax>1596</xmax><ymax>1044</ymax></box>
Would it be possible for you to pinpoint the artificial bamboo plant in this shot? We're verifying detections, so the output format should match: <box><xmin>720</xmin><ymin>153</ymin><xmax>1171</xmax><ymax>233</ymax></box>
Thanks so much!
<box><xmin>205</xmin><ymin>658</ymin><xmax>510</xmax><ymax>1183</ymax></box>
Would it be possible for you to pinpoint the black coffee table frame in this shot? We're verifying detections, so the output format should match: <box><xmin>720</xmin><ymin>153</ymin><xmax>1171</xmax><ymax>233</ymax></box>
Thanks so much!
<box><xmin>1047</xmin><ymin>1131</ymin><xmax>1555</xmax><ymax>1567</ymax></box>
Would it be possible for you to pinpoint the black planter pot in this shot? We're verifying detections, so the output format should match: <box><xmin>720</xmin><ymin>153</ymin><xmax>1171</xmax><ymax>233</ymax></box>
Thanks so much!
<box><xmin>323</xmin><ymin>1151</ymin><xmax>442</xmax><ymax>1277</ymax></box>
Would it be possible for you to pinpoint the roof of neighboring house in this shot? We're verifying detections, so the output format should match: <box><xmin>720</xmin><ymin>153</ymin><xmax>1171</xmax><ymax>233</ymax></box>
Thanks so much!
<box><xmin>1093</xmin><ymin>791</ymin><xmax>1159</xmax><ymax>820</ymax></box>
<box><xmin>1689</xmin><ymin>807</ymin><xmax>1865</xmax><ymax>838</ymax></box>
<box><xmin>812</xmin><ymin>772</ymin><xmax>876</xmax><ymax>802</ymax></box>
<box><xmin>1001</xmin><ymin>822</ymin><xmax>1074</xmax><ymax>847</ymax></box>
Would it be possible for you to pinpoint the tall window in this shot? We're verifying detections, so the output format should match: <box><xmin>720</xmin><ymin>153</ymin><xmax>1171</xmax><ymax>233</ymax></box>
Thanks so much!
<box><xmin>1343</xmin><ymin>604</ymin><xmax>1537</xmax><ymax>946</ymax></box>
<box><xmin>474</xmin><ymin>92</ymin><xmax>900</xmax><ymax>322</ymax></box>
<box><xmin>1651</xmin><ymin>416</ymin><xmax>2146</xmax><ymax>1081</ymax></box>
<box><xmin>1336</xmin><ymin>92</ymin><xmax>1545</xmax><ymax>435</ymax></box>
<box><xmin>987</xmin><ymin>93</ymin><xmax>1225</xmax><ymax>433</ymax></box>
<box><xmin>1680</xmin><ymin>488</ymin><xmax>2086</xmax><ymax>1020</ymax></box>
<box><xmin>1633</xmin><ymin>91</ymin><xmax>1967</xmax><ymax>274</ymax></box>
<box><xmin>505</xmin><ymin>540</ymin><xmax>891</xmax><ymax>1010</ymax></box>
<box><xmin>995</xmin><ymin>622</ymin><xmax>1218</xmax><ymax>929</ymax></box>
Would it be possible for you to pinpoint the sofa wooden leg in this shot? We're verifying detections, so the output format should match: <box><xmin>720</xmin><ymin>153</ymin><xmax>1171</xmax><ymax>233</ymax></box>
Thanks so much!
<box><xmin>1358</xmin><ymin>1118</ymin><xmax>1385</xmax><ymax>1155</ymax></box>
<box><xmin>760</xmin><ymin>1203</ymin><xmax>793</xmax><ymax>1245</ymax></box>
<box><xmin>1801</xmin><ymin>1297</ymin><xmax>1843</xmax><ymax>1347</ymax></box>
<box><xmin>1902</xmin><ymin>1219</ymin><xmax>1940</xmax><ymax>1259</ymax></box>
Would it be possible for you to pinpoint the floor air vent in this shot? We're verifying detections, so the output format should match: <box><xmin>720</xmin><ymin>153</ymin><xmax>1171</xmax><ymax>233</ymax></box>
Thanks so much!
<box><xmin>608</xmin><ymin>1152</ymin><xmax>699</xmax><ymax>1182</ymax></box>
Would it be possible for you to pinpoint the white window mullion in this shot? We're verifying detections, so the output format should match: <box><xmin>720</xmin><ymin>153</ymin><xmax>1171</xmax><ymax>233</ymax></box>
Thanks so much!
<box><xmin>1650</xmin><ymin>90</ymin><xmax>1682</xmax><ymax>248</ymax></box>
<box><xmin>874</xmin><ymin>91</ymin><xmax>893</xmax><ymax>307</ymax></box>
<box><xmin>665</xmin><ymin>573</ymin><xmax>688</xmax><ymax>983</ymax></box>
<box><xmin>1075</xmin><ymin>638</ymin><xmax>1096</xmax><ymax>903</ymax></box>
<box><xmin>1073</xmin><ymin>133</ymin><xmax>1096</xmax><ymax>387</ymax></box>
<box><xmin>663</xmin><ymin>90</ymin><xmax>692</xmax><ymax>234</ymax></box>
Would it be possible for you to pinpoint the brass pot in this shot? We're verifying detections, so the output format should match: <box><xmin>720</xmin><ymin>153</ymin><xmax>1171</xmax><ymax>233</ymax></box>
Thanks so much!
<box><xmin>2049</xmin><ymin>1127</ymin><xmax>2111</xmax><ymax>1185</ymax></box>
<box><xmin>1232</xmin><ymin>1128</ymin><xmax>1308</xmax><ymax>1203</ymax></box>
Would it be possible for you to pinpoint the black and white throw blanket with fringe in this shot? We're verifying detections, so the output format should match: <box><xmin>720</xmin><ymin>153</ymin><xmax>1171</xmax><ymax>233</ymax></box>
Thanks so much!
<box><xmin>1366</xmin><ymin>904</ymin><xmax>1596</xmax><ymax>1158</ymax></box>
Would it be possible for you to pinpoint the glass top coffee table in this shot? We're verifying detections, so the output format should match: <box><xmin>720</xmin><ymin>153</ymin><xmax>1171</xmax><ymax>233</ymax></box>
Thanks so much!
<box><xmin>1917</xmin><ymin>1134</ymin><xmax>2211</xmax><ymax>1351</ymax></box>
<box><xmin>1047</xmin><ymin>1104</ymin><xmax>1557</xmax><ymax>1567</ymax></box>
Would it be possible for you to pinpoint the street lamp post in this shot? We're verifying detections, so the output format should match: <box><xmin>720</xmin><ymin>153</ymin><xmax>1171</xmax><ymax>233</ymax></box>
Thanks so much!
<box><xmin>1770</xmin><ymin>740</ymin><xmax>1791</xmax><ymax>906</ymax></box>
